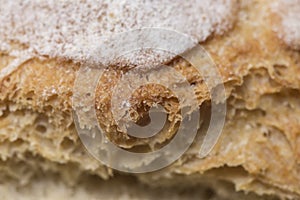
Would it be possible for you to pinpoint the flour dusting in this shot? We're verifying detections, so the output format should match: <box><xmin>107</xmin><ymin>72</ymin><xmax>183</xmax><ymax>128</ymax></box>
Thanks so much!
<box><xmin>0</xmin><ymin>0</ymin><xmax>237</xmax><ymax>74</ymax></box>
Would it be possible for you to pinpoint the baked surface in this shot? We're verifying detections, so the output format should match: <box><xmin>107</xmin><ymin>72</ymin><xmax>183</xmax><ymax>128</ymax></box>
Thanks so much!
<box><xmin>0</xmin><ymin>0</ymin><xmax>299</xmax><ymax>199</ymax></box>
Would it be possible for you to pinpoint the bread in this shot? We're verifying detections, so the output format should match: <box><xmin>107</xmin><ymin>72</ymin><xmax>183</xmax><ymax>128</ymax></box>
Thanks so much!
<box><xmin>0</xmin><ymin>0</ymin><xmax>299</xmax><ymax>199</ymax></box>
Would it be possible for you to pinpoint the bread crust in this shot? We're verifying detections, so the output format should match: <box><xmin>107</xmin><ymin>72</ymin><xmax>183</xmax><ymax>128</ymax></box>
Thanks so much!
<box><xmin>0</xmin><ymin>0</ymin><xmax>300</xmax><ymax>199</ymax></box>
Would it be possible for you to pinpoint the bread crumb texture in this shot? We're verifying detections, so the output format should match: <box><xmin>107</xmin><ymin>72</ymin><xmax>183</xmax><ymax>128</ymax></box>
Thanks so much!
<box><xmin>0</xmin><ymin>0</ymin><xmax>299</xmax><ymax>199</ymax></box>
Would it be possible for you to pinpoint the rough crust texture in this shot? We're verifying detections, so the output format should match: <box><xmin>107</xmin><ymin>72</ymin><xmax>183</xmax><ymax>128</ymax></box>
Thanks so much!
<box><xmin>0</xmin><ymin>0</ymin><xmax>300</xmax><ymax>199</ymax></box>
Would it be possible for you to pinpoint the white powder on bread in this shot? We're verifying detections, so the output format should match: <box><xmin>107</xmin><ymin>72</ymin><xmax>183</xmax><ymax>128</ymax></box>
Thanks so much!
<box><xmin>0</xmin><ymin>0</ymin><xmax>238</xmax><ymax>78</ymax></box>
<box><xmin>272</xmin><ymin>0</ymin><xmax>300</xmax><ymax>50</ymax></box>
